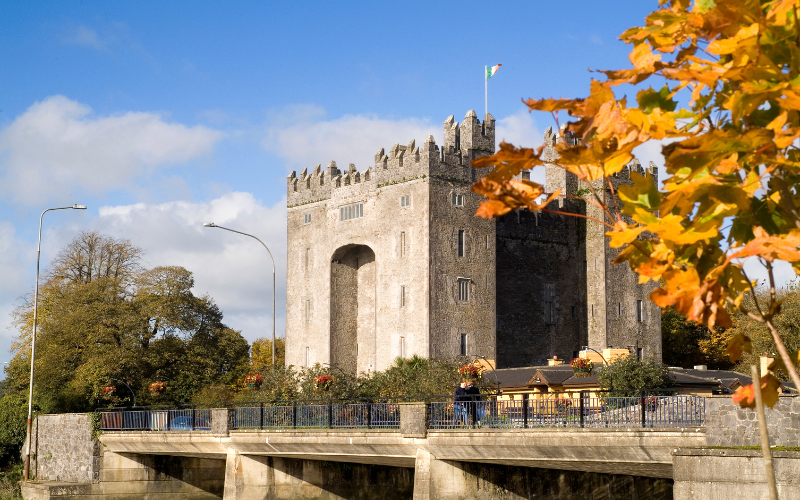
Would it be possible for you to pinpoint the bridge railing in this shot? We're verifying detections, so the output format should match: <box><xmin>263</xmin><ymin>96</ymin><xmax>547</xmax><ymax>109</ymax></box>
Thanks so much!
<box><xmin>97</xmin><ymin>391</ymin><xmax>705</xmax><ymax>432</ymax></box>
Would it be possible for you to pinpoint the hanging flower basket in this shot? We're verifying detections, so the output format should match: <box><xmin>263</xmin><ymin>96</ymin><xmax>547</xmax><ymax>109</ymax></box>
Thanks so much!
<box><xmin>458</xmin><ymin>363</ymin><xmax>481</xmax><ymax>380</ymax></box>
<box><xmin>244</xmin><ymin>374</ymin><xmax>263</xmax><ymax>389</ymax></box>
<box><xmin>313</xmin><ymin>374</ymin><xmax>334</xmax><ymax>391</ymax></box>
<box><xmin>148</xmin><ymin>381</ymin><xmax>166</xmax><ymax>396</ymax></box>
<box><xmin>570</xmin><ymin>358</ymin><xmax>594</xmax><ymax>378</ymax></box>
<box><xmin>101</xmin><ymin>386</ymin><xmax>116</xmax><ymax>397</ymax></box>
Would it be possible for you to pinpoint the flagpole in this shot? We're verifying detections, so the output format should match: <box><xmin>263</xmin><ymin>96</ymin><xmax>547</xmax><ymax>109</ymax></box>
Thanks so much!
<box><xmin>485</xmin><ymin>66</ymin><xmax>488</xmax><ymax>117</ymax></box>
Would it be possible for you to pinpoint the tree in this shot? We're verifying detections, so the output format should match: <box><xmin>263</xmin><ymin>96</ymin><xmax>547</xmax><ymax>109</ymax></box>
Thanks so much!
<box><xmin>662</xmin><ymin>307</ymin><xmax>733</xmax><ymax>369</ymax></box>
<box><xmin>7</xmin><ymin>232</ymin><xmax>249</xmax><ymax>412</ymax></box>
<box><xmin>471</xmin><ymin>0</ymin><xmax>800</xmax><ymax>407</ymax></box>
<box><xmin>596</xmin><ymin>356</ymin><xmax>675</xmax><ymax>395</ymax></box>
<box><xmin>250</xmin><ymin>337</ymin><xmax>286</xmax><ymax>370</ymax></box>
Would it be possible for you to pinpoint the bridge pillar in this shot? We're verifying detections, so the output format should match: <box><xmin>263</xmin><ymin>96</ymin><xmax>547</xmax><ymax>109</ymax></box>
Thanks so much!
<box><xmin>223</xmin><ymin>449</ymin><xmax>273</xmax><ymax>500</ymax></box>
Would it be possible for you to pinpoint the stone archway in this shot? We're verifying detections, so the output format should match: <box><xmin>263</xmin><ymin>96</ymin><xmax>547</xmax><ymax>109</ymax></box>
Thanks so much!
<box><xmin>330</xmin><ymin>245</ymin><xmax>376</xmax><ymax>376</ymax></box>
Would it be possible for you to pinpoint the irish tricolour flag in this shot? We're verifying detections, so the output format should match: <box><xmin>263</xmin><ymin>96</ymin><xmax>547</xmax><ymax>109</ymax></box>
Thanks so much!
<box><xmin>486</xmin><ymin>64</ymin><xmax>502</xmax><ymax>80</ymax></box>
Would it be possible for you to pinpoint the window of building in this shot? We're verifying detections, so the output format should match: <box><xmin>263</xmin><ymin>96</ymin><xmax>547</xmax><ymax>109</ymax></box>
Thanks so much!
<box><xmin>400</xmin><ymin>285</ymin><xmax>406</xmax><ymax>307</ymax></box>
<box><xmin>305</xmin><ymin>346</ymin><xmax>310</xmax><ymax>367</ymax></box>
<box><xmin>460</xmin><ymin>334</ymin><xmax>467</xmax><ymax>356</ymax></box>
<box><xmin>400</xmin><ymin>337</ymin><xmax>406</xmax><ymax>358</ymax></box>
<box><xmin>305</xmin><ymin>248</ymin><xmax>310</xmax><ymax>270</ymax></box>
<box><xmin>637</xmin><ymin>300</ymin><xmax>643</xmax><ymax>322</ymax></box>
<box><xmin>619</xmin><ymin>303</ymin><xmax>622</xmax><ymax>317</ymax></box>
<box><xmin>339</xmin><ymin>203</ymin><xmax>364</xmax><ymax>221</ymax></box>
<box><xmin>637</xmin><ymin>347</ymin><xmax>644</xmax><ymax>361</ymax></box>
<box><xmin>304</xmin><ymin>299</ymin><xmax>312</xmax><ymax>323</ymax></box>
<box><xmin>452</xmin><ymin>193</ymin><xmax>464</xmax><ymax>207</ymax></box>
<box><xmin>400</xmin><ymin>231</ymin><xmax>406</xmax><ymax>257</ymax></box>
<box><xmin>457</xmin><ymin>230</ymin><xmax>465</xmax><ymax>257</ymax></box>
<box><xmin>545</xmin><ymin>301</ymin><xmax>554</xmax><ymax>324</ymax></box>
<box><xmin>400</xmin><ymin>195</ymin><xmax>410</xmax><ymax>207</ymax></box>
<box><xmin>304</xmin><ymin>213</ymin><xmax>311</xmax><ymax>224</ymax></box>
<box><xmin>522</xmin><ymin>171</ymin><xmax>531</xmax><ymax>180</ymax></box>
<box><xmin>458</xmin><ymin>278</ymin><xmax>470</xmax><ymax>301</ymax></box>
<box><xmin>591</xmin><ymin>304</ymin><xmax>594</xmax><ymax>317</ymax></box>
<box><xmin>571</xmin><ymin>306</ymin><xmax>576</xmax><ymax>318</ymax></box>
<box><xmin>485</xmin><ymin>234</ymin><xmax>489</xmax><ymax>249</ymax></box>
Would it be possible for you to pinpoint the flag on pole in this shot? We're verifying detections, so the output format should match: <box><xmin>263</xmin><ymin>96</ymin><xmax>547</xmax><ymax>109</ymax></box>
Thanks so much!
<box><xmin>486</xmin><ymin>63</ymin><xmax>502</xmax><ymax>80</ymax></box>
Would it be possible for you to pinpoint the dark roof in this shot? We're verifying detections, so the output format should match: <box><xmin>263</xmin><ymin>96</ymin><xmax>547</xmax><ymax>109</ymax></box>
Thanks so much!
<box><xmin>562</xmin><ymin>372</ymin><xmax>599</xmax><ymax>388</ymax></box>
<box><xmin>483</xmin><ymin>367</ymin><xmax>537</xmax><ymax>389</ymax></box>
<box><xmin>530</xmin><ymin>365</ymin><xmax>575</xmax><ymax>386</ymax></box>
<box><xmin>669</xmin><ymin>368</ymin><xmax>751</xmax><ymax>389</ymax></box>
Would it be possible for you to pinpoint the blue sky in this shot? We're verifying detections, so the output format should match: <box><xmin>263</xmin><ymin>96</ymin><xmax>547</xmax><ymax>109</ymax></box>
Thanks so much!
<box><xmin>5</xmin><ymin>1</ymin><xmax>770</xmax><ymax>373</ymax></box>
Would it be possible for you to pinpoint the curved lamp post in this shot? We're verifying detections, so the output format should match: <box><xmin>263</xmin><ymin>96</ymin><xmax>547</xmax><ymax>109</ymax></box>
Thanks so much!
<box><xmin>203</xmin><ymin>223</ymin><xmax>276</xmax><ymax>367</ymax></box>
<box><xmin>24</xmin><ymin>204</ymin><xmax>87</xmax><ymax>481</ymax></box>
<box><xmin>581</xmin><ymin>346</ymin><xmax>613</xmax><ymax>391</ymax></box>
<box><xmin>110</xmin><ymin>378</ymin><xmax>137</xmax><ymax>407</ymax></box>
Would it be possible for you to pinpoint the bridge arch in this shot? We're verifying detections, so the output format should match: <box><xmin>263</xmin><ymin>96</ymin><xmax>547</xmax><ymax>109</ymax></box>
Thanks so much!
<box><xmin>330</xmin><ymin>244</ymin><xmax>376</xmax><ymax>376</ymax></box>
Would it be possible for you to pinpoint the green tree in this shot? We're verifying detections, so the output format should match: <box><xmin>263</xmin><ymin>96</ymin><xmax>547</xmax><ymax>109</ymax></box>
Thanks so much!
<box><xmin>6</xmin><ymin>231</ymin><xmax>249</xmax><ymax>412</ymax></box>
<box><xmin>662</xmin><ymin>308</ymin><xmax>733</xmax><ymax>369</ymax></box>
<box><xmin>0</xmin><ymin>395</ymin><xmax>28</xmax><ymax>468</ymax></box>
<box><xmin>596</xmin><ymin>356</ymin><xmax>675</xmax><ymax>396</ymax></box>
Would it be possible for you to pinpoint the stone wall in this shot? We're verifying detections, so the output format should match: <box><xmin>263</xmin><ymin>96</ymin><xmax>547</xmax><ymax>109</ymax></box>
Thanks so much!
<box><xmin>29</xmin><ymin>414</ymin><xmax>100</xmax><ymax>483</ymax></box>
<box><xmin>705</xmin><ymin>395</ymin><xmax>800</xmax><ymax>447</ymax></box>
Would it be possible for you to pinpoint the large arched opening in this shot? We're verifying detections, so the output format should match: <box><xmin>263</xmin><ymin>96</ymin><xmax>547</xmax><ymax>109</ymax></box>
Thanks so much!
<box><xmin>330</xmin><ymin>244</ymin><xmax>376</xmax><ymax>376</ymax></box>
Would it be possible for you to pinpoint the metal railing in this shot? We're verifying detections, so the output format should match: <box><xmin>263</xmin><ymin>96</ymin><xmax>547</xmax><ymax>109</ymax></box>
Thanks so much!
<box><xmin>429</xmin><ymin>392</ymin><xmax>705</xmax><ymax>429</ymax></box>
<box><xmin>100</xmin><ymin>408</ymin><xmax>212</xmax><ymax>431</ymax></box>
<box><xmin>98</xmin><ymin>391</ymin><xmax>705</xmax><ymax>432</ymax></box>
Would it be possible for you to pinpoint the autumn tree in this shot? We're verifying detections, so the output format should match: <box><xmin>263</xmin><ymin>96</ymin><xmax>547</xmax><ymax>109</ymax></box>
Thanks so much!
<box><xmin>662</xmin><ymin>307</ymin><xmax>733</xmax><ymax>369</ymax></box>
<box><xmin>472</xmin><ymin>0</ymin><xmax>800</xmax><ymax>408</ymax></box>
<box><xmin>7</xmin><ymin>231</ymin><xmax>249</xmax><ymax>412</ymax></box>
<box><xmin>250</xmin><ymin>337</ymin><xmax>286</xmax><ymax>370</ymax></box>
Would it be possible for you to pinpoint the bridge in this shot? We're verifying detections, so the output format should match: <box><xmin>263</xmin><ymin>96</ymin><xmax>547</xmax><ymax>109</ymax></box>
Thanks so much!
<box><xmin>21</xmin><ymin>394</ymin><xmax>800</xmax><ymax>499</ymax></box>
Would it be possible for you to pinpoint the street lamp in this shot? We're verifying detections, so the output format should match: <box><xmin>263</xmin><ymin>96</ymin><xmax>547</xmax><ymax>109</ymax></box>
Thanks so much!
<box><xmin>581</xmin><ymin>346</ymin><xmax>613</xmax><ymax>391</ymax></box>
<box><xmin>24</xmin><ymin>204</ymin><xmax>87</xmax><ymax>481</ymax></box>
<box><xmin>203</xmin><ymin>223</ymin><xmax>276</xmax><ymax>368</ymax></box>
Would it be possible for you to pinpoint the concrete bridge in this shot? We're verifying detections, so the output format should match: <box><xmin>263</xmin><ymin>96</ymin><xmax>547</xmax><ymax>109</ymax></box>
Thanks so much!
<box><xmin>21</xmin><ymin>397</ymin><xmax>800</xmax><ymax>500</ymax></box>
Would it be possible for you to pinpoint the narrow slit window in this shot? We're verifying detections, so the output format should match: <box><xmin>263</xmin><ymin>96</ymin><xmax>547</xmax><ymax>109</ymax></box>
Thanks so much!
<box><xmin>400</xmin><ymin>285</ymin><xmax>406</xmax><ymax>308</ymax></box>
<box><xmin>305</xmin><ymin>248</ymin><xmax>310</xmax><ymax>270</ymax></box>
<box><xmin>460</xmin><ymin>334</ymin><xmax>467</xmax><ymax>356</ymax></box>
<box><xmin>305</xmin><ymin>299</ymin><xmax>312</xmax><ymax>323</ymax></box>
<box><xmin>400</xmin><ymin>232</ymin><xmax>406</xmax><ymax>257</ymax></box>
<box><xmin>305</xmin><ymin>346</ymin><xmax>310</xmax><ymax>367</ymax></box>
<box><xmin>457</xmin><ymin>230</ymin><xmax>464</xmax><ymax>257</ymax></box>
<box><xmin>637</xmin><ymin>300</ymin><xmax>643</xmax><ymax>322</ymax></box>
<box><xmin>400</xmin><ymin>337</ymin><xmax>406</xmax><ymax>358</ymax></box>
<box><xmin>304</xmin><ymin>213</ymin><xmax>312</xmax><ymax>224</ymax></box>
<box><xmin>458</xmin><ymin>278</ymin><xmax>469</xmax><ymax>301</ymax></box>
<box><xmin>619</xmin><ymin>303</ymin><xmax>622</xmax><ymax>317</ymax></box>
<box><xmin>400</xmin><ymin>195</ymin><xmax>410</xmax><ymax>207</ymax></box>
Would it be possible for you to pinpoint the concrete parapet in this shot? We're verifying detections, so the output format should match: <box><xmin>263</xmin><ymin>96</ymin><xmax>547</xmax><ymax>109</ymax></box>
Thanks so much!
<box><xmin>673</xmin><ymin>448</ymin><xmax>800</xmax><ymax>499</ymax></box>
<box><xmin>400</xmin><ymin>403</ymin><xmax>429</xmax><ymax>438</ymax></box>
<box><xmin>211</xmin><ymin>408</ymin><xmax>235</xmax><ymax>435</ymax></box>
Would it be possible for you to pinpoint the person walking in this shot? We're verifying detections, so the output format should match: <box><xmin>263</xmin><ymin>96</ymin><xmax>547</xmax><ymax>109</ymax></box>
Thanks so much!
<box><xmin>465</xmin><ymin>380</ymin><xmax>482</xmax><ymax>426</ymax></box>
<box><xmin>454</xmin><ymin>380</ymin><xmax>469</xmax><ymax>426</ymax></box>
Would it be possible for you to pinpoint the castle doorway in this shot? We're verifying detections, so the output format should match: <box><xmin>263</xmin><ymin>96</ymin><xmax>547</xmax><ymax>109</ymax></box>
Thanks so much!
<box><xmin>330</xmin><ymin>244</ymin><xmax>376</xmax><ymax>376</ymax></box>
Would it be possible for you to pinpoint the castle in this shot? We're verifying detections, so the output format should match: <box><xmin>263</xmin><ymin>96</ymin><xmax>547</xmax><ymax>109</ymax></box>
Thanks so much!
<box><xmin>285</xmin><ymin>111</ymin><xmax>661</xmax><ymax>374</ymax></box>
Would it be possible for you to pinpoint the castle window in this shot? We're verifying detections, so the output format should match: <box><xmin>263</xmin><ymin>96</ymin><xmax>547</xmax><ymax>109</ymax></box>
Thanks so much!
<box><xmin>340</xmin><ymin>203</ymin><xmax>364</xmax><ymax>221</ymax></box>
<box><xmin>545</xmin><ymin>302</ymin><xmax>554</xmax><ymax>324</ymax></box>
<box><xmin>400</xmin><ymin>285</ymin><xmax>406</xmax><ymax>307</ymax></box>
<box><xmin>591</xmin><ymin>304</ymin><xmax>594</xmax><ymax>317</ymax></box>
<box><xmin>400</xmin><ymin>195</ymin><xmax>410</xmax><ymax>207</ymax></box>
<box><xmin>460</xmin><ymin>334</ymin><xmax>468</xmax><ymax>356</ymax></box>
<box><xmin>458</xmin><ymin>278</ymin><xmax>470</xmax><ymax>301</ymax></box>
<box><xmin>571</xmin><ymin>306</ymin><xmax>576</xmax><ymax>318</ymax></box>
<box><xmin>637</xmin><ymin>300</ymin><xmax>643</xmax><ymax>322</ymax></box>
<box><xmin>305</xmin><ymin>248</ymin><xmax>310</xmax><ymax>271</ymax></box>
<box><xmin>522</xmin><ymin>171</ymin><xmax>531</xmax><ymax>180</ymax></box>
<box><xmin>305</xmin><ymin>299</ymin><xmax>312</xmax><ymax>323</ymax></box>
<box><xmin>485</xmin><ymin>235</ymin><xmax>489</xmax><ymax>249</ymax></box>
<box><xmin>304</xmin><ymin>214</ymin><xmax>311</xmax><ymax>224</ymax></box>
<box><xmin>305</xmin><ymin>346</ymin><xmax>310</xmax><ymax>367</ymax></box>
<box><xmin>400</xmin><ymin>337</ymin><xmax>406</xmax><ymax>358</ymax></box>
<box><xmin>619</xmin><ymin>303</ymin><xmax>622</xmax><ymax>317</ymax></box>
<box><xmin>457</xmin><ymin>230</ymin><xmax>465</xmax><ymax>257</ymax></box>
<box><xmin>400</xmin><ymin>231</ymin><xmax>406</xmax><ymax>257</ymax></box>
<box><xmin>452</xmin><ymin>193</ymin><xmax>464</xmax><ymax>207</ymax></box>
<box><xmin>636</xmin><ymin>347</ymin><xmax>644</xmax><ymax>361</ymax></box>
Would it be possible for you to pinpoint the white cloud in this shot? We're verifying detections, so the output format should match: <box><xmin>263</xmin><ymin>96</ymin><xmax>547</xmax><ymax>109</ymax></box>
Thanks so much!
<box><xmin>0</xmin><ymin>96</ymin><xmax>223</xmax><ymax>205</ymax></box>
<box><xmin>0</xmin><ymin>222</ymin><xmax>28</xmax><ymax>338</ymax></box>
<box><xmin>91</xmin><ymin>192</ymin><xmax>287</xmax><ymax>342</ymax></box>
<box><xmin>262</xmin><ymin>105</ymin><xmax>439</xmax><ymax>172</ymax></box>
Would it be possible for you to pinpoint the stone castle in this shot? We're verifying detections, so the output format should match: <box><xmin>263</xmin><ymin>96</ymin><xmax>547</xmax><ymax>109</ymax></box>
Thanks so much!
<box><xmin>285</xmin><ymin>111</ymin><xmax>661</xmax><ymax>374</ymax></box>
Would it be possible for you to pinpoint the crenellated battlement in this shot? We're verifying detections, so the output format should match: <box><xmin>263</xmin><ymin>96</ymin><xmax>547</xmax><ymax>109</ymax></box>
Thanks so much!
<box><xmin>287</xmin><ymin>110</ymin><xmax>496</xmax><ymax>206</ymax></box>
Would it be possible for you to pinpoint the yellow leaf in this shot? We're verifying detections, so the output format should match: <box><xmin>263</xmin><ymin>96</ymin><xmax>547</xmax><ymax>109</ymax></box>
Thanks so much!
<box><xmin>606</xmin><ymin>221</ymin><xmax>646</xmax><ymax>248</ymax></box>
<box><xmin>725</xmin><ymin>333</ymin><xmax>753</xmax><ymax>362</ymax></box>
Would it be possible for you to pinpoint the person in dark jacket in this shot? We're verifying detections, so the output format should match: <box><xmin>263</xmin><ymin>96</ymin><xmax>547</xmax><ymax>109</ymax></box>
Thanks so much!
<box><xmin>454</xmin><ymin>381</ymin><xmax>469</xmax><ymax>426</ymax></box>
<box><xmin>465</xmin><ymin>381</ymin><xmax>482</xmax><ymax>425</ymax></box>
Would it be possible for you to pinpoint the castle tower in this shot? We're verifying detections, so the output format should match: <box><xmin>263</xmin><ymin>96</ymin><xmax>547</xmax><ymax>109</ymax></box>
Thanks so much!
<box><xmin>285</xmin><ymin>111</ymin><xmax>497</xmax><ymax>375</ymax></box>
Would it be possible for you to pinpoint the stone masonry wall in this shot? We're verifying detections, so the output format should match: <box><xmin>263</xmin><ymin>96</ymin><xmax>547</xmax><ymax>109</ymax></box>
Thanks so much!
<box><xmin>705</xmin><ymin>395</ymin><xmax>800</xmax><ymax>447</ymax></box>
<box><xmin>29</xmin><ymin>413</ymin><xmax>100</xmax><ymax>483</ymax></box>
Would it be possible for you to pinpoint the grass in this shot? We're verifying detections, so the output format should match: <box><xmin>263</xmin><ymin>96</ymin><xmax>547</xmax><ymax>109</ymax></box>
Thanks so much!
<box><xmin>0</xmin><ymin>464</ymin><xmax>21</xmax><ymax>500</ymax></box>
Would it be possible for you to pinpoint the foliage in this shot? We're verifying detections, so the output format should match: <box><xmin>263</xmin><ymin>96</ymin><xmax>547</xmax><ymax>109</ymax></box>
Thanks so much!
<box><xmin>313</xmin><ymin>374</ymin><xmax>334</xmax><ymax>391</ymax></box>
<box><xmin>0</xmin><ymin>395</ymin><xmax>28</xmax><ymax>468</ymax></box>
<box><xmin>662</xmin><ymin>307</ymin><xmax>733</xmax><ymax>369</ymax></box>
<box><xmin>0</xmin><ymin>464</ymin><xmax>22</xmax><ymax>500</ymax></box>
<box><xmin>596</xmin><ymin>356</ymin><xmax>675</xmax><ymax>396</ymax></box>
<box><xmin>570</xmin><ymin>358</ymin><xmax>594</xmax><ymax>371</ymax></box>
<box><xmin>89</xmin><ymin>412</ymin><xmax>102</xmax><ymax>441</ymax></box>
<box><xmin>470</xmin><ymin>0</ymin><xmax>800</xmax><ymax>406</ymax></box>
<box><xmin>250</xmin><ymin>337</ymin><xmax>286</xmax><ymax>370</ymax></box>
<box><xmin>457</xmin><ymin>363</ymin><xmax>482</xmax><ymax>379</ymax></box>
<box><xmin>6</xmin><ymin>231</ymin><xmax>249</xmax><ymax>413</ymax></box>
